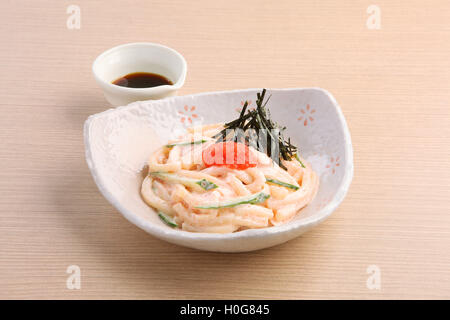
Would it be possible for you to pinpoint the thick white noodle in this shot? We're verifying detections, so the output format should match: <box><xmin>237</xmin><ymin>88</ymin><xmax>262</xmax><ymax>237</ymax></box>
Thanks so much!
<box><xmin>141</xmin><ymin>123</ymin><xmax>319</xmax><ymax>233</ymax></box>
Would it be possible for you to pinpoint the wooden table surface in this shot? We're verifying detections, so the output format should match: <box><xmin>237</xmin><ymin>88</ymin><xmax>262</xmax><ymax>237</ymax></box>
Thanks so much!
<box><xmin>1</xmin><ymin>0</ymin><xmax>449</xmax><ymax>299</ymax></box>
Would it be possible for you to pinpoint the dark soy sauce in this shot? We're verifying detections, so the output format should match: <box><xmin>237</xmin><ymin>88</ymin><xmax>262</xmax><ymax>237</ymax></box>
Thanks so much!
<box><xmin>112</xmin><ymin>72</ymin><xmax>173</xmax><ymax>88</ymax></box>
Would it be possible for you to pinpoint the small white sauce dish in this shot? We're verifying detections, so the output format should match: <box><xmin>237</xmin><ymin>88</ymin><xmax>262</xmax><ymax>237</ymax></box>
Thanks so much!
<box><xmin>92</xmin><ymin>42</ymin><xmax>187</xmax><ymax>106</ymax></box>
<box><xmin>84</xmin><ymin>88</ymin><xmax>353</xmax><ymax>252</ymax></box>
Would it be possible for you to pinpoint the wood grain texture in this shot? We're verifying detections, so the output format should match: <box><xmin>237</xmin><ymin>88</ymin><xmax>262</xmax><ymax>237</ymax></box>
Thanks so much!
<box><xmin>0</xmin><ymin>0</ymin><xmax>449</xmax><ymax>299</ymax></box>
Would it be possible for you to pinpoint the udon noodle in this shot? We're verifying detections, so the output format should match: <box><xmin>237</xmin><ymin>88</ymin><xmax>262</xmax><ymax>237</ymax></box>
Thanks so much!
<box><xmin>141</xmin><ymin>123</ymin><xmax>319</xmax><ymax>233</ymax></box>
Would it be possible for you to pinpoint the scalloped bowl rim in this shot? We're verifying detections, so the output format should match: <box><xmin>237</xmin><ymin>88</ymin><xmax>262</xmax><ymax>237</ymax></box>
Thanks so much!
<box><xmin>84</xmin><ymin>88</ymin><xmax>353</xmax><ymax>242</ymax></box>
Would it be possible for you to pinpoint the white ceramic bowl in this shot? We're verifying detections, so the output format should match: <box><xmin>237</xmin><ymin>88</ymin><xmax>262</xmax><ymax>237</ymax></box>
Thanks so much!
<box><xmin>84</xmin><ymin>88</ymin><xmax>353</xmax><ymax>252</ymax></box>
<box><xmin>92</xmin><ymin>42</ymin><xmax>187</xmax><ymax>106</ymax></box>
